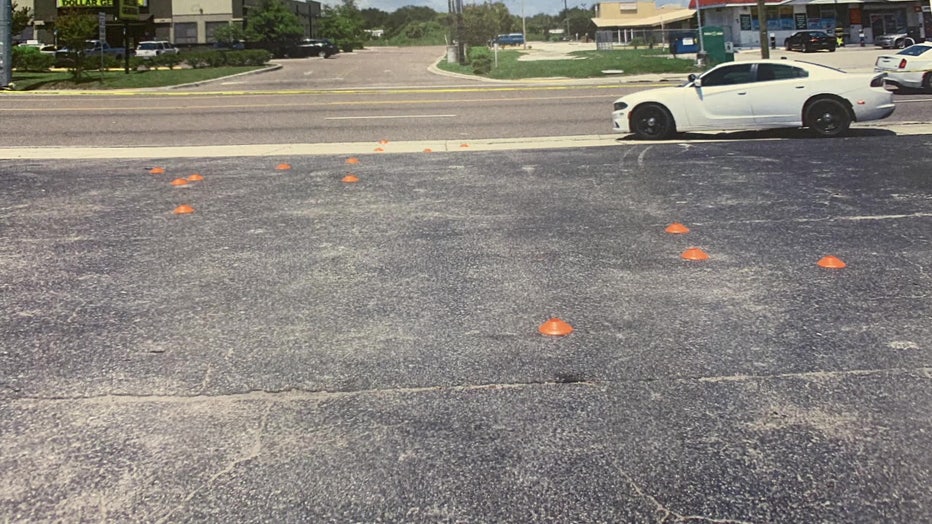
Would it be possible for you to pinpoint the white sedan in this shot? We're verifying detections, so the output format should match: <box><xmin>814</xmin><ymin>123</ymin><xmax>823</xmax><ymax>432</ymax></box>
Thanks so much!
<box><xmin>874</xmin><ymin>43</ymin><xmax>932</xmax><ymax>92</ymax></box>
<box><xmin>612</xmin><ymin>59</ymin><xmax>894</xmax><ymax>140</ymax></box>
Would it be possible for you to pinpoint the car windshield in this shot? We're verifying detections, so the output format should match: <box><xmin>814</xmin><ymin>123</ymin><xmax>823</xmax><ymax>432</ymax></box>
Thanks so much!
<box><xmin>897</xmin><ymin>45</ymin><xmax>932</xmax><ymax>56</ymax></box>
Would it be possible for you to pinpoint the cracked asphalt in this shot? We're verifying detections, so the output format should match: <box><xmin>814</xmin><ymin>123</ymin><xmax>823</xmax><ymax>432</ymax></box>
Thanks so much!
<box><xmin>1</xmin><ymin>134</ymin><xmax>930</xmax><ymax>522</ymax></box>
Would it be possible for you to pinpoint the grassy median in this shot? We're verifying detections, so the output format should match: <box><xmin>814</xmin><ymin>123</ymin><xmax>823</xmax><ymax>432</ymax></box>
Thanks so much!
<box><xmin>438</xmin><ymin>48</ymin><xmax>700</xmax><ymax>80</ymax></box>
<box><xmin>10</xmin><ymin>66</ymin><xmax>266</xmax><ymax>91</ymax></box>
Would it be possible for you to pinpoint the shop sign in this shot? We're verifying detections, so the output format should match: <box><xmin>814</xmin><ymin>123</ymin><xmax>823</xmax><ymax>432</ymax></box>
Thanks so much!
<box><xmin>57</xmin><ymin>0</ymin><xmax>115</xmax><ymax>7</ymax></box>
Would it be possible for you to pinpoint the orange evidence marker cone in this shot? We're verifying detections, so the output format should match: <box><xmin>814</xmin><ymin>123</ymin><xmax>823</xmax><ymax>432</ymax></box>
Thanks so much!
<box><xmin>423</xmin><ymin>148</ymin><xmax>433</xmax><ymax>153</ymax></box>
<box><xmin>170</xmin><ymin>178</ymin><xmax>189</xmax><ymax>187</ymax></box>
<box><xmin>275</xmin><ymin>163</ymin><xmax>292</xmax><ymax>171</ymax></box>
<box><xmin>342</xmin><ymin>174</ymin><xmax>359</xmax><ymax>183</ymax></box>
<box><xmin>374</xmin><ymin>147</ymin><xmax>384</xmax><ymax>152</ymax></box>
<box><xmin>539</xmin><ymin>318</ymin><xmax>574</xmax><ymax>336</ymax></box>
<box><xmin>149</xmin><ymin>167</ymin><xmax>165</xmax><ymax>175</ymax></box>
<box><xmin>173</xmin><ymin>204</ymin><xmax>195</xmax><ymax>215</ymax></box>
<box><xmin>187</xmin><ymin>174</ymin><xmax>204</xmax><ymax>182</ymax></box>
<box><xmin>346</xmin><ymin>157</ymin><xmax>359</xmax><ymax>165</ymax></box>
<box><xmin>379</xmin><ymin>139</ymin><xmax>389</xmax><ymax>145</ymax></box>
<box><xmin>818</xmin><ymin>255</ymin><xmax>846</xmax><ymax>269</ymax></box>
<box><xmin>665</xmin><ymin>222</ymin><xmax>690</xmax><ymax>234</ymax></box>
<box><xmin>681</xmin><ymin>247</ymin><xmax>710</xmax><ymax>261</ymax></box>
<box><xmin>460</xmin><ymin>143</ymin><xmax>470</xmax><ymax>148</ymax></box>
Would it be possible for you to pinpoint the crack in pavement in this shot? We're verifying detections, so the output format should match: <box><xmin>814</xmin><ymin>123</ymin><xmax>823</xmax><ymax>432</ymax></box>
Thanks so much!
<box><xmin>610</xmin><ymin>458</ymin><xmax>758</xmax><ymax>524</ymax></box>
<box><xmin>155</xmin><ymin>403</ymin><xmax>271</xmax><ymax>524</ymax></box>
<box><xmin>6</xmin><ymin>367</ymin><xmax>929</xmax><ymax>406</ymax></box>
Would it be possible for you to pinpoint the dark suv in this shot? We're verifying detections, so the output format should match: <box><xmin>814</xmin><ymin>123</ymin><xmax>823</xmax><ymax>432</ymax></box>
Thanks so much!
<box><xmin>784</xmin><ymin>31</ymin><xmax>836</xmax><ymax>53</ymax></box>
<box><xmin>291</xmin><ymin>38</ymin><xmax>340</xmax><ymax>58</ymax></box>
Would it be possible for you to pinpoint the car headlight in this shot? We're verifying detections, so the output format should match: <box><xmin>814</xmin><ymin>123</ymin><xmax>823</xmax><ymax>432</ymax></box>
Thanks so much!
<box><xmin>613</xmin><ymin>101</ymin><xmax>628</xmax><ymax>111</ymax></box>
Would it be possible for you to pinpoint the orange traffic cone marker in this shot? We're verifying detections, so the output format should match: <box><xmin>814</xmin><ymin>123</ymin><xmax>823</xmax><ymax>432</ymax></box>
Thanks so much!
<box><xmin>539</xmin><ymin>318</ymin><xmax>574</xmax><ymax>336</ymax></box>
<box><xmin>681</xmin><ymin>247</ymin><xmax>710</xmax><ymax>261</ymax></box>
<box><xmin>275</xmin><ymin>163</ymin><xmax>291</xmax><ymax>171</ymax></box>
<box><xmin>346</xmin><ymin>157</ymin><xmax>359</xmax><ymax>165</ymax></box>
<box><xmin>342</xmin><ymin>174</ymin><xmax>359</xmax><ymax>183</ymax></box>
<box><xmin>460</xmin><ymin>143</ymin><xmax>470</xmax><ymax>148</ymax></box>
<box><xmin>187</xmin><ymin>173</ymin><xmax>204</xmax><ymax>182</ymax></box>
<box><xmin>665</xmin><ymin>222</ymin><xmax>690</xmax><ymax>234</ymax></box>
<box><xmin>374</xmin><ymin>147</ymin><xmax>384</xmax><ymax>152</ymax></box>
<box><xmin>379</xmin><ymin>139</ymin><xmax>389</xmax><ymax>145</ymax></box>
<box><xmin>170</xmin><ymin>178</ymin><xmax>189</xmax><ymax>187</ymax></box>
<box><xmin>149</xmin><ymin>167</ymin><xmax>165</xmax><ymax>175</ymax></box>
<box><xmin>423</xmin><ymin>148</ymin><xmax>433</xmax><ymax>153</ymax></box>
<box><xmin>173</xmin><ymin>204</ymin><xmax>195</xmax><ymax>215</ymax></box>
<box><xmin>818</xmin><ymin>255</ymin><xmax>846</xmax><ymax>269</ymax></box>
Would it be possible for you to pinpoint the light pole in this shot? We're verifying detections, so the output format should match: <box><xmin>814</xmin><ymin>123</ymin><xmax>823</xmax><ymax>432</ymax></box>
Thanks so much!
<box><xmin>0</xmin><ymin>0</ymin><xmax>11</xmax><ymax>89</ymax></box>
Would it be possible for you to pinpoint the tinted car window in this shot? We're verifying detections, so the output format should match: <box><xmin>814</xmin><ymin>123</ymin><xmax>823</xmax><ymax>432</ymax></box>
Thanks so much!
<box><xmin>757</xmin><ymin>64</ymin><xmax>808</xmax><ymax>81</ymax></box>
<box><xmin>897</xmin><ymin>45</ymin><xmax>932</xmax><ymax>56</ymax></box>
<box><xmin>700</xmin><ymin>64</ymin><xmax>754</xmax><ymax>86</ymax></box>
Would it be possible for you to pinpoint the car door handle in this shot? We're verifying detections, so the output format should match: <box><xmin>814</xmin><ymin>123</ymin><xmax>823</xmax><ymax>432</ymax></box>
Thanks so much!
<box><xmin>737</xmin><ymin>92</ymin><xmax>747</xmax><ymax>95</ymax></box>
<box><xmin>795</xmin><ymin>86</ymin><xmax>805</xmax><ymax>89</ymax></box>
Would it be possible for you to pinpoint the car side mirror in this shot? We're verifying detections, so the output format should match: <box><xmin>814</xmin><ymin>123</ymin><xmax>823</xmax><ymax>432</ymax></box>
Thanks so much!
<box><xmin>690</xmin><ymin>74</ymin><xmax>701</xmax><ymax>87</ymax></box>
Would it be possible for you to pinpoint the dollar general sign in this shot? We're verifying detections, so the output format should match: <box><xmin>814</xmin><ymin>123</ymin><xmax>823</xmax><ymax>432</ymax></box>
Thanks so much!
<box><xmin>57</xmin><ymin>0</ymin><xmax>115</xmax><ymax>7</ymax></box>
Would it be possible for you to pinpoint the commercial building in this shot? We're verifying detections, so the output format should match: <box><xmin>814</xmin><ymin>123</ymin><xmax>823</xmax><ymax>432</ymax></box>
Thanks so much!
<box><xmin>592</xmin><ymin>0</ymin><xmax>932</xmax><ymax>46</ymax></box>
<box><xmin>15</xmin><ymin>0</ymin><xmax>321</xmax><ymax>49</ymax></box>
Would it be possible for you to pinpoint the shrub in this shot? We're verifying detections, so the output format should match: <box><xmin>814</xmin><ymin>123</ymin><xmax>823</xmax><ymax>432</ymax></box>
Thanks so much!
<box><xmin>468</xmin><ymin>45</ymin><xmax>492</xmax><ymax>75</ymax></box>
<box><xmin>155</xmin><ymin>52</ymin><xmax>184</xmax><ymax>70</ymax></box>
<box><xmin>12</xmin><ymin>46</ymin><xmax>55</xmax><ymax>71</ymax></box>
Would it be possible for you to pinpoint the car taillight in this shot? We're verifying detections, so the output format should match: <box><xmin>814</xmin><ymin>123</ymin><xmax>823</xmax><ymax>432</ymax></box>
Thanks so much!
<box><xmin>899</xmin><ymin>59</ymin><xmax>908</xmax><ymax>69</ymax></box>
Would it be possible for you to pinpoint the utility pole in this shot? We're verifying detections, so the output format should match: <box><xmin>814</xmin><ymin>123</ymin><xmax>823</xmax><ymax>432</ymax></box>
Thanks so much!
<box><xmin>757</xmin><ymin>0</ymin><xmax>769</xmax><ymax>58</ymax></box>
<box><xmin>1</xmin><ymin>0</ymin><xmax>12</xmax><ymax>89</ymax></box>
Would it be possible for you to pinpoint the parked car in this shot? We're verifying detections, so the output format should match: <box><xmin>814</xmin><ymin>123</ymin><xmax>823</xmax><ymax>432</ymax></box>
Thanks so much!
<box><xmin>784</xmin><ymin>31</ymin><xmax>836</xmax><ymax>53</ymax></box>
<box><xmin>135</xmin><ymin>41</ymin><xmax>178</xmax><ymax>59</ymax></box>
<box><xmin>17</xmin><ymin>40</ymin><xmax>57</xmax><ymax>55</ymax></box>
<box><xmin>291</xmin><ymin>38</ymin><xmax>339</xmax><ymax>58</ymax></box>
<box><xmin>875</xmin><ymin>30</ymin><xmax>918</xmax><ymax>49</ymax></box>
<box><xmin>611</xmin><ymin>59</ymin><xmax>894</xmax><ymax>140</ymax></box>
<box><xmin>212</xmin><ymin>40</ymin><xmax>246</xmax><ymax>50</ymax></box>
<box><xmin>491</xmin><ymin>33</ymin><xmax>525</xmax><ymax>47</ymax></box>
<box><xmin>874</xmin><ymin>43</ymin><xmax>932</xmax><ymax>92</ymax></box>
<box><xmin>55</xmin><ymin>40</ymin><xmax>126</xmax><ymax>66</ymax></box>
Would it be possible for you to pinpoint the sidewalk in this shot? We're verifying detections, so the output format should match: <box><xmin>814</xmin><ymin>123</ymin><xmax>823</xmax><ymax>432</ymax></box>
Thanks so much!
<box><xmin>444</xmin><ymin>41</ymin><xmax>888</xmax><ymax>85</ymax></box>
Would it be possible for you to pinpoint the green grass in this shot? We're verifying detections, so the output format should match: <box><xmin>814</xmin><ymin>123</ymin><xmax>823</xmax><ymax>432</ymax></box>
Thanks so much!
<box><xmin>438</xmin><ymin>48</ymin><xmax>700</xmax><ymax>80</ymax></box>
<box><xmin>10</xmin><ymin>66</ymin><xmax>265</xmax><ymax>91</ymax></box>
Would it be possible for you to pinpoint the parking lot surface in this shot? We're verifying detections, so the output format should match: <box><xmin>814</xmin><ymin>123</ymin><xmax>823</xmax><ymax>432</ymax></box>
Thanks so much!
<box><xmin>1</xmin><ymin>134</ymin><xmax>929</xmax><ymax>521</ymax></box>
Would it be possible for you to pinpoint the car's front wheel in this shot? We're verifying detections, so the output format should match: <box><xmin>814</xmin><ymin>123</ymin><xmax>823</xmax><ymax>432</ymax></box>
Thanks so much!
<box><xmin>805</xmin><ymin>98</ymin><xmax>851</xmax><ymax>137</ymax></box>
<box><xmin>631</xmin><ymin>104</ymin><xmax>675</xmax><ymax>140</ymax></box>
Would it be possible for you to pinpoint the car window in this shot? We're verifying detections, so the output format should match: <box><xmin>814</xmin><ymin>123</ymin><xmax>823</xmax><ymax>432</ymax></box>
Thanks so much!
<box><xmin>139</xmin><ymin>43</ymin><xmax>156</xmax><ymax>49</ymax></box>
<box><xmin>700</xmin><ymin>64</ymin><xmax>754</xmax><ymax>87</ymax></box>
<box><xmin>897</xmin><ymin>45</ymin><xmax>932</xmax><ymax>56</ymax></box>
<box><xmin>756</xmin><ymin>64</ymin><xmax>808</xmax><ymax>81</ymax></box>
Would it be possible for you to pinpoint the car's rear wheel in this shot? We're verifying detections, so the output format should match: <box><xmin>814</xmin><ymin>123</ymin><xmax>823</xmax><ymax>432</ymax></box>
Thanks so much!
<box><xmin>631</xmin><ymin>104</ymin><xmax>675</xmax><ymax>140</ymax></box>
<box><xmin>805</xmin><ymin>98</ymin><xmax>851</xmax><ymax>138</ymax></box>
<box><xmin>922</xmin><ymin>72</ymin><xmax>932</xmax><ymax>92</ymax></box>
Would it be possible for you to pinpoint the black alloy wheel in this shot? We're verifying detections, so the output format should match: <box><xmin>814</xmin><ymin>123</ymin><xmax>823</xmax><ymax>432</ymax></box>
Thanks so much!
<box><xmin>631</xmin><ymin>104</ymin><xmax>675</xmax><ymax>140</ymax></box>
<box><xmin>805</xmin><ymin>98</ymin><xmax>851</xmax><ymax>137</ymax></box>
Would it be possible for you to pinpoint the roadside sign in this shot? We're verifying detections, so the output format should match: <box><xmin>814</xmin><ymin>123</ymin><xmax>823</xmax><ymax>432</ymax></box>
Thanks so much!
<box><xmin>119</xmin><ymin>0</ymin><xmax>139</xmax><ymax>21</ymax></box>
<box><xmin>98</xmin><ymin>12</ymin><xmax>106</xmax><ymax>40</ymax></box>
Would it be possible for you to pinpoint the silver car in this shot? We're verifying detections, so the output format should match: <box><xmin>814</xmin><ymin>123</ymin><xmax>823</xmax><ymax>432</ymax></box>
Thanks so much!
<box><xmin>875</xmin><ymin>31</ymin><xmax>916</xmax><ymax>49</ymax></box>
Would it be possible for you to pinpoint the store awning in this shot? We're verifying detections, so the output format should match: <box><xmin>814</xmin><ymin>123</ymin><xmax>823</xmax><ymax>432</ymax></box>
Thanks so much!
<box><xmin>592</xmin><ymin>9</ymin><xmax>696</xmax><ymax>29</ymax></box>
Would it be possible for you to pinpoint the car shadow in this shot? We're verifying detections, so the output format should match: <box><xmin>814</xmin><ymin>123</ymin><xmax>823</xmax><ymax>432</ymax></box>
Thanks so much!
<box><xmin>617</xmin><ymin>127</ymin><xmax>898</xmax><ymax>142</ymax></box>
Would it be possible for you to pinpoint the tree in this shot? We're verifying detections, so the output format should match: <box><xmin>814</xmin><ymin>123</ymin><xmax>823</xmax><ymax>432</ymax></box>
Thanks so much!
<box><xmin>360</xmin><ymin>8</ymin><xmax>389</xmax><ymax>31</ymax></box>
<box><xmin>212</xmin><ymin>24</ymin><xmax>247</xmax><ymax>47</ymax></box>
<box><xmin>54</xmin><ymin>10</ymin><xmax>97</xmax><ymax>80</ymax></box>
<box><xmin>245</xmin><ymin>0</ymin><xmax>304</xmax><ymax>56</ymax></box>
<box><xmin>461</xmin><ymin>2</ymin><xmax>513</xmax><ymax>47</ymax></box>
<box><xmin>559</xmin><ymin>6</ymin><xmax>595</xmax><ymax>40</ymax></box>
<box><xmin>318</xmin><ymin>0</ymin><xmax>365</xmax><ymax>51</ymax></box>
<box><xmin>12</xmin><ymin>1</ymin><xmax>33</xmax><ymax>37</ymax></box>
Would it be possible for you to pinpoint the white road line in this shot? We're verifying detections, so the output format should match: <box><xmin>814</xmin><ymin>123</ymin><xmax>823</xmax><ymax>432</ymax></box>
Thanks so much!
<box><xmin>325</xmin><ymin>114</ymin><xmax>457</xmax><ymax>120</ymax></box>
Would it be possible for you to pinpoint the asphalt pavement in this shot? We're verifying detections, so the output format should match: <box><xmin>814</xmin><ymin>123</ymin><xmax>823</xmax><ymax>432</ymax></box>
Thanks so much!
<box><xmin>1</xmin><ymin>133</ymin><xmax>930</xmax><ymax>521</ymax></box>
